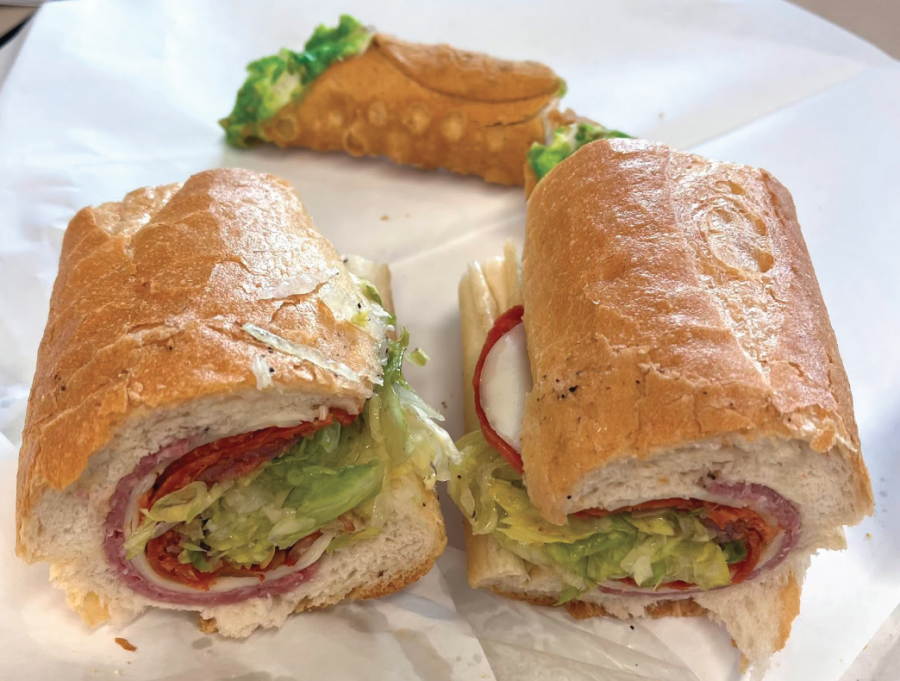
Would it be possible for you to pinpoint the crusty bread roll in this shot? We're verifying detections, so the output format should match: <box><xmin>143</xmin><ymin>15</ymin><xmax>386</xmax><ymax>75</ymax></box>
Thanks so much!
<box><xmin>523</xmin><ymin>139</ymin><xmax>871</xmax><ymax>526</ymax></box>
<box><xmin>455</xmin><ymin>140</ymin><xmax>872</xmax><ymax>675</ymax></box>
<box><xmin>227</xmin><ymin>32</ymin><xmax>563</xmax><ymax>186</ymax></box>
<box><xmin>16</xmin><ymin>168</ymin><xmax>447</xmax><ymax>636</ymax></box>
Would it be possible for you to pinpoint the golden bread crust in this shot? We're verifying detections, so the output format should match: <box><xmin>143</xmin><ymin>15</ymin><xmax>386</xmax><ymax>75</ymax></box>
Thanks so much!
<box><xmin>258</xmin><ymin>35</ymin><xmax>562</xmax><ymax>186</ymax></box>
<box><xmin>521</xmin><ymin>139</ymin><xmax>872</xmax><ymax>522</ymax></box>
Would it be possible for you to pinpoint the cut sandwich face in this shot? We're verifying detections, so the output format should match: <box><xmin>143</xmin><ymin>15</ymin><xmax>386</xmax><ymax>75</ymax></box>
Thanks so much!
<box><xmin>105</xmin><ymin>305</ymin><xmax>456</xmax><ymax>607</ymax></box>
<box><xmin>452</xmin><ymin>307</ymin><xmax>800</xmax><ymax>601</ymax></box>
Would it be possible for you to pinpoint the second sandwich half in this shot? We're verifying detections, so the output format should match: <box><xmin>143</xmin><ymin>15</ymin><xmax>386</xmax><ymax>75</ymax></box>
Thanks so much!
<box><xmin>452</xmin><ymin>139</ymin><xmax>872</xmax><ymax>671</ymax></box>
<box><xmin>16</xmin><ymin>168</ymin><xmax>456</xmax><ymax>636</ymax></box>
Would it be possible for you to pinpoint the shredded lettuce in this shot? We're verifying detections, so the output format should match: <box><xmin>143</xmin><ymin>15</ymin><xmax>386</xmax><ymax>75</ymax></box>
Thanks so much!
<box><xmin>221</xmin><ymin>15</ymin><xmax>373</xmax><ymax>147</ymax></box>
<box><xmin>125</xmin><ymin>294</ymin><xmax>457</xmax><ymax>571</ymax></box>
<box><xmin>449</xmin><ymin>431</ymin><xmax>737</xmax><ymax>597</ymax></box>
<box><xmin>721</xmin><ymin>540</ymin><xmax>748</xmax><ymax>564</ymax></box>
<box><xmin>326</xmin><ymin>526</ymin><xmax>381</xmax><ymax>553</ymax></box>
<box><xmin>408</xmin><ymin>348</ymin><xmax>429</xmax><ymax>367</ymax></box>
<box><xmin>527</xmin><ymin>122</ymin><xmax>632</xmax><ymax>182</ymax></box>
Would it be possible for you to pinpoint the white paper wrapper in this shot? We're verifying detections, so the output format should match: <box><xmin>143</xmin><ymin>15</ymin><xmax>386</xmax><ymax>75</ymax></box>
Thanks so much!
<box><xmin>1</xmin><ymin>1</ymin><xmax>899</xmax><ymax>679</ymax></box>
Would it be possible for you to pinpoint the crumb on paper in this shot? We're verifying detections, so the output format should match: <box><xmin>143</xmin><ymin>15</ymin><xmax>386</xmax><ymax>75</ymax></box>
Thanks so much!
<box><xmin>115</xmin><ymin>637</ymin><xmax>137</xmax><ymax>652</ymax></box>
<box><xmin>866</xmin><ymin>533</ymin><xmax>873</xmax><ymax>538</ymax></box>
<box><xmin>380</xmin><ymin>215</ymin><xmax>389</xmax><ymax>221</ymax></box>
<box><xmin>658</xmin><ymin>112</ymin><xmax>665</xmax><ymax>119</ymax></box>
<box><xmin>198</xmin><ymin>616</ymin><xmax>218</xmax><ymax>634</ymax></box>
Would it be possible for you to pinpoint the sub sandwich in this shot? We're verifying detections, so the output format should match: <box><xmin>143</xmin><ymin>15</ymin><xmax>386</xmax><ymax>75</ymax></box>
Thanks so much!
<box><xmin>451</xmin><ymin>139</ymin><xmax>872</xmax><ymax>673</ymax></box>
<box><xmin>16</xmin><ymin>168</ymin><xmax>456</xmax><ymax>636</ymax></box>
<box><xmin>220</xmin><ymin>16</ymin><xmax>624</xmax><ymax>186</ymax></box>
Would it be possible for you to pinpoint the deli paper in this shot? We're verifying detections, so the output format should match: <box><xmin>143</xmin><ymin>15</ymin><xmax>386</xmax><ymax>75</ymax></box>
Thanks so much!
<box><xmin>1</xmin><ymin>1</ymin><xmax>899</xmax><ymax>680</ymax></box>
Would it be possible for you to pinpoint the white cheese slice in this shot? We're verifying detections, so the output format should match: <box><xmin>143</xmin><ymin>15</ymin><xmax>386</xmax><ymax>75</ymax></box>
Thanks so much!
<box><xmin>480</xmin><ymin>323</ymin><xmax>532</xmax><ymax>451</ymax></box>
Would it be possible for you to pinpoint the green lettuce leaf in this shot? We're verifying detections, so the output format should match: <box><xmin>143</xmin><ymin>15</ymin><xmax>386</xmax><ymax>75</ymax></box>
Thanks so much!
<box><xmin>327</xmin><ymin>526</ymin><xmax>381</xmax><ymax>553</ymax></box>
<box><xmin>450</xmin><ymin>431</ymin><xmax>738</xmax><ymax>595</ymax></box>
<box><xmin>721</xmin><ymin>540</ymin><xmax>748</xmax><ymax>564</ymax></box>
<box><xmin>283</xmin><ymin>461</ymin><xmax>383</xmax><ymax>524</ymax></box>
<box><xmin>221</xmin><ymin>15</ymin><xmax>372</xmax><ymax>147</ymax></box>
<box><xmin>527</xmin><ymin>122</ymin><xmax>632</xmax><ymax>182</ymax></box>
<box><xmin>143</xmin><ymin>480</ymin><xmax>229</xmax><ymax>524</ymax></box>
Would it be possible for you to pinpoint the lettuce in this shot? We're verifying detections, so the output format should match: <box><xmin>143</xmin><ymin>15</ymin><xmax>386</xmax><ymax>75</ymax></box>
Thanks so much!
<box><xmin>721</xmin><ymin>540</ymin><xmax>748</xmax><ymax>564</ymax></box>
<box><xmin>221</xmin><ymin>15</ymin><xmax>373</xmax><ymax>147</ymax></box>
<box><xmin>125</xmin><ymin>294</ymin><xmax>456</xmax><ymax>570</ymax></box>
<box><xmin>449</xmin><ymin>431</ymin><xmax>736</xmax><ymax>594</ymax></box>
<box><xmin>326</xmin><ymin>526</ymin><xmax>381</xmax><ymax>553</ymax></box>
<box><xmin>283</xmin><ymin>462</ymin><xmax>383</xmax><ymax>524</ymax></box>
<box><xmin>527</xmin><ymin>122</ymin><xmax>632</xmax><ymax>182</ymax></box>
<box><xmin>143</xmin><ymin>480</ymin><xmax>230</xmax><ymax>524</ymax></box>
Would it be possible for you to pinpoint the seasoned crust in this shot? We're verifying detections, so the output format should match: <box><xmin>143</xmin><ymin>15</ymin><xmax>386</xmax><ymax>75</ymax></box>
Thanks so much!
<box><xmin>521</xmin><ymin>139</ymin><xmax>872</xmax><ymax>523</ymax></box>
<box><xmin>17</xmin><ymin>169</ymin><xmax>380</xmax><ymax>555</ymax></box>
<box><xmin>257</xmin><ymin>34</ymin><xmax>562</xmax><ymax>186</ymax></box>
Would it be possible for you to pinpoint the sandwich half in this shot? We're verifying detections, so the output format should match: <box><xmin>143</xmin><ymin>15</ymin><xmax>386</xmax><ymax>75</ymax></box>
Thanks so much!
<box><xmin>16</xmin><ymin>168</ymin><xmax>456</xmax><ymax>637</ymax></box>
<box><xmin>451</xmin><ymin>139</ymin><xmax>872</xmax><ymax>673</ymax></box>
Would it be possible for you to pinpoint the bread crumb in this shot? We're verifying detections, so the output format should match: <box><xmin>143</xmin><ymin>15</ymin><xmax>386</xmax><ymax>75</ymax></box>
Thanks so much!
<box><xmin>866</xmin><ymin>533</ymin><xmax>872</xmax><ymax>538</ymax></box>
<box><xmin>380</xmin><ymin>215</ymin><xmax>389</xmax><ymax>221</ymax></box>
<box><xmin>198</xmin><ymin>616</ymin><xmax>218</xmax><ymax>634</ymax></box>
<box><xmin>115</xmin><ymin>637</ymin><xmax>137</xmax><ymax>652</ymax></box>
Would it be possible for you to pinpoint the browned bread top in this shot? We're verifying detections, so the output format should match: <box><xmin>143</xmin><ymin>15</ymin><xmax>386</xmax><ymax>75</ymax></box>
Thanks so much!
<box><xmin>521</xmin><ymin>139</ymin><xmax>871</xmax><ymax>519</ymax></box>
